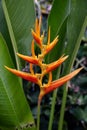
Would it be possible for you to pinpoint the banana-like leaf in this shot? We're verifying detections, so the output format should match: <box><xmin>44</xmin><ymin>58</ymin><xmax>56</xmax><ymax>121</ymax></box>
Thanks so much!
<box><xmin>2</xmin><ymin>0</ymin><xmax>35</xmax><ymax>69</ymax></box>
<box><xmin>63</xmin><ymin>0</ymin><xmax>87</xmax><ymax>73</ymax></box>
<box><xmin>0</xmin><ymin>34</ymin><xmax>36</xmax><ymax>129</ymax></box>
<box><xmin>0</xmin><ymin>1</ymin><xmax>15</xmax><ymax>66</ymax></box>
<box><xmin>47</xmin><ymin>0</ymin><xmax>70</xmax><ymax>63</ymax></box>
<box><xmin>48</xmin><ymin>0</ymin><xmax>70</xmax><ymax>40</ymax></box>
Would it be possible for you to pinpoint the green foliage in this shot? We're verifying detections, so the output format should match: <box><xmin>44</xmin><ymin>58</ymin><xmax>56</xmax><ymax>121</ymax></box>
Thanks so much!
<box><xmin>47</xmin><ymin>0</ymin><xmax>87</xmax><ymax>73</ymax></box>
<box><xmin>0</xmin><ymin>0</ymin><xmax>87</xmax><ymax>130</ymax></box>
<box><xmin>71</xmin><ymin>107</ymin><xmax>87</xmax><ymax>122</ymax></box>
<box><xmin>0</xmin><ymin>34</ymin><xmax>36</xmax><ymax>130</ymax></box>
<box><xmin>1</xmin><ymin>0</ymin><xmax>35</xmax><ymax>69</ymax></box>
<box><xmin>63</xmin><ymin>0</ymin><xmax>87</xmax><ymax>74</ymax></box>
<box><xmin>47</xmin><ymin>0</ymin><xmax>70</xmax><ymax>63</ymax></box>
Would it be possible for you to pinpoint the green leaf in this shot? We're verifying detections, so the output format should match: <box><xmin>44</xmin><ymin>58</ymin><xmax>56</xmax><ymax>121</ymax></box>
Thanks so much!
<box><xmin>2</xmin><ymin>0</ymin><xmax>35</xmax><ymax>68</ymax></box>
<box><xmin>71</xmin><ymin>107</ymin><xmax>87</xmax><ymax>122</ymax></box>
<box><xmin>0</xmin><ymin>34</ymin><xmax>36</xmax><ymax>129</ymax></box>
<box><xmin>0</xmin><ymin>1</ymin><xmax>16</xmax><ymax>67</ymax></box>
<box><xmin>63</xmin><ymin>0</ymin><xmax>87</xmax><ymax>74</ymax></box>
<box><xmin>48</xmin><ymin>0</ymin><xmax>70</xmax><ymax>40</ymax></box>
<box><xmin>47</xmin><ymin>0</ymin><xmax>70</xmax><ymax>63</ymax></box>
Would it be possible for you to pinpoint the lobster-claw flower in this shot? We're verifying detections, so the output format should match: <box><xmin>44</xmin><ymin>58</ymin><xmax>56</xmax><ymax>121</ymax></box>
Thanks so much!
<box><xmin>42</xmin><ymin>36</ymin><xmax>58</xmax><ymax>56</ymax></box>
<box><xmin>43</xmin><ymin>27</ymin><xmax>58</xmax><ymax>55</ymax></box>
<box><xmin>5</xmin><ymin>66</ymin><xmax>39</xmax><ymax>84</ymax></box>
<box><xmin>31</xmin><ymin>29</ymin><xmax>43</xmax><ymax>47</ymax></box>
<box><xmin>5</xmin><ymin>17</ymin><xmax>83</xmax><ymax>104</ymax></box>
<box><xmin>39</xmin><ymin>67</ymin><xmax>83</xmax><ymax>104</ymax></box>
<box><xmin>31</xmin><ymin>17</ymin><xmax>44</xmax><ymax>47</ymax></box>
<box><xmin>17</xmin><ymin>53</ymin><xmax>39</xmax><ymax>65</ymax></box>
<box><xmin>43</xmin><ymin>55</ymin><xmax>68</xmax><ymax>74</ymax></box>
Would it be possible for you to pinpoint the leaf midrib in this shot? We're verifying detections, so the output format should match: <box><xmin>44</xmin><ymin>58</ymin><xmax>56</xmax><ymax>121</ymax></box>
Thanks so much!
<box><xmin>2</xmin><ymin>0</ymin><xmax>20</xmax><ymax>70</ymax></box>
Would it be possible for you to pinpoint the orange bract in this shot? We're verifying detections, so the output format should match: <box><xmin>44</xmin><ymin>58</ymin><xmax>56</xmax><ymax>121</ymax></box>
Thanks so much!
<box><xmin>5</xmin><ymin>66</ymin><xmax>39</xmax><ymax>84</ymax></box>
<box><xmin>5</xmin><ymin>17</ymin><xmax>83</xmax><ymax>104</ymax></box>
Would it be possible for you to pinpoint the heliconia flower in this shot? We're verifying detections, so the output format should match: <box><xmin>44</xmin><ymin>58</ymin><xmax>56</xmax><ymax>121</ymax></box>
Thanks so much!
<box><xmin>41</xmin><ymin>27</ymin><xmax>58</xmax><ymax>56</ymax></box>
<box><xmin>31</xmin><ymin>17</ymin><xmax>44</xmax><ymax>47</ymax></box>
<box><xmin>5</xmin><ymin>66</ymin><xmax>39</xmax><ymax>84</ymax></box>
<box><xmin>5</xmin><ymin>17</ymin><xmax>83</xmax><ymax>105</ymax></box>
<box><xmin>42</xmin><ymin>36</ymin><xmax>58</xmax><ymax>56</ymax></box>
<box><xmin>17</xmin><ymin>53</ymin><xmax>39</xmax><ymax>65</ymax></box>
<box><xmin>47</xmin><ymin>27</ymin><xmax>51</xmax><ymax>45</ymax></box>
<box><xmin>31</xmin><ymin>29</ymin><xmax>43</xmax><ymax>47</ymax></box>
<box><xmin>38</xmin><ymin>67</ymin><xmax>83</xmax><ymax>104</ymax></box>
<box><xmin>35</xmin><ymin>17</ymin><xmax>41</xmax><ymax>36</ymax></box>
<box><xmin>31</xmin><ymin>40</ymin><xmax>36</xmax><ymax>57</ymax></box>
<box><xmin>43</xmin><ymin>55</ymin><xmax>68</xmax><ymax>74</ymax></box>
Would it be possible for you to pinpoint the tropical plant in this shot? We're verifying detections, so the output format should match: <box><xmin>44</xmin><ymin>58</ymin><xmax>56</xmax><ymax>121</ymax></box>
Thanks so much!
<box><xmin>0</xmin><ymin>0</ymin><xmax>87</xmax><ymax>130</ymax></box>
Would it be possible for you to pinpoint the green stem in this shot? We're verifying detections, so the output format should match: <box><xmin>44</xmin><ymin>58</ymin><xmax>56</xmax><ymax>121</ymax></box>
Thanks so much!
<box><xmin>48</xmin><ymin>89</ymin><xmax>58</xmax><ymax>130</ymax></box>
<box><xmin>58</xmin><ymin>84</ymin><xmax>68</xmax><ymax>130</ymax></box>
<box><xmin>48</xmin><ymin>68</ymin><xmax>61</xmax><ymax>130</ymax></box>
<box><xmin>37</xmin><ymin>102</ymin><xmax>40</xmax><ymax>130</ymax></box>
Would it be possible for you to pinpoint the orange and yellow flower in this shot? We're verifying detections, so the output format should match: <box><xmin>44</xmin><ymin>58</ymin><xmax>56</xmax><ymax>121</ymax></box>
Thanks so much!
<box><xmin>5</xmin><ymin>17</ymin><xmax>82</xmax><ymax>105</ymax></box>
